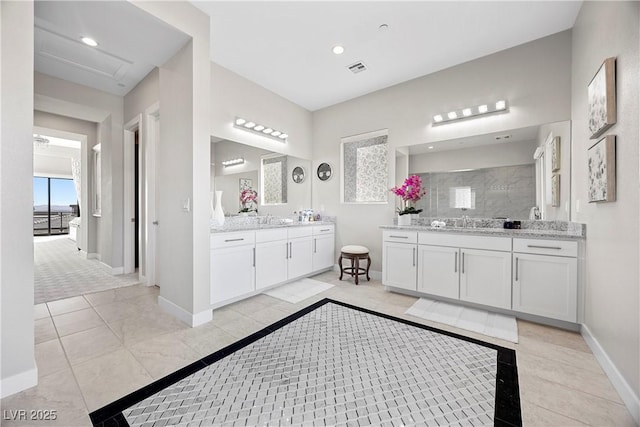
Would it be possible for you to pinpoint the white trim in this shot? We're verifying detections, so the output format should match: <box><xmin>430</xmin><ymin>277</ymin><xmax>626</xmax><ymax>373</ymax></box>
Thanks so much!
<box><xmin>158</xmin><ymin>296</ymin><xmax>213</xmax><ymax>327</ymax></box>
<box><xmin>111</xmin><ymin>266</ymin><xmax>124</xmax><ymax>275</ymax></box>
<box><xmin>87</xmin><ymin>252</ymin><xmax>100</xmax><ymax>260</ymax></box>
<box><xmin>0</xmin><ymin>366</ymin><xmax>38</xmax><ymax>399</ymax></box>
<box><xmin>340</xmin><ymin>128</ymin><xmax>389</xmax><ymax>144</ymax></box>
<box><xmin>581</xmin><ymin>324</ymin><xmax>640</xmax><ymax>424</ymax></box>
<box><xmin>123</xmin><ymin>115</ymin><xmax>142</xmax><ymax>276</ymax></box>
<box><xmin>144</xmin><ymin>102</ymin><xmax>160</xmax><ymax>287</ymax></box>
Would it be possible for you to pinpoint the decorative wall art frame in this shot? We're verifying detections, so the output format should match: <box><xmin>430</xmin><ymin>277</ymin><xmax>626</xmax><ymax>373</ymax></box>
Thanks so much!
<box><xmin>587</xmin><ymin>57</ymin><xmax>616</xmax><ymax>139</ymax></box>
<box><xmin>587</xmin><ymin>135</ymin><xmax>616</xmax><ymax>203</ymax></box>
<box><xmin>239</xmin><ymin>178</ymin><xmax>252</xmax><ymax>191</ymax></box>
<box><xmin>292</xmin><ymin>166</ymin><xmax>305</xmax><ymax>184</ymax></box>
<box><xmin>551</xmin><ymin>136</ymin><xmax>561</xmax><ymax>172</ymax></box>
<box><xmin>551</xmin><ymin>174</ymin><xmax>560</xmax><ymax>207</ymax></box>
<box><xmin>316</xmin><ymin>162</ymin><xmax>333</xmax><ymax>181</ymax></box>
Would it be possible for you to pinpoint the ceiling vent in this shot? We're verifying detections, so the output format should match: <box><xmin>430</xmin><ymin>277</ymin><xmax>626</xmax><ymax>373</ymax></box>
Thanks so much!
<box><xmin>347</xmin><ymin>61</ymin><xmax>367</xmax><ymax>74</ymax></box>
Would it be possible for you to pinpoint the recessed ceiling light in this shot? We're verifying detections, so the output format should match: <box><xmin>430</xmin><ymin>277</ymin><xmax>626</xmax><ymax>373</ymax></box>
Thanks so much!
<box><xmin>253</xmin><ymin>124</ymin><xmax>265</xmax><ymax>131</ymax></box>
<box><xmin>80</xmin><ymin>36</ymin><xmax>98</xmax><ymax>47</ymax></box>
<box><xmin>332</xmin><ymin>45</ymin><xmax>345</xmax><ymax>55</ymax></box>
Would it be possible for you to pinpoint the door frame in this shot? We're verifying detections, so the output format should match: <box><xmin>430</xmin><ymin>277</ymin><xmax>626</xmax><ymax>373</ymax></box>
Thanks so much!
<box><xmin>123</xmin><ymin>103</ymin><xmax>160</xmax><ymax>285</ymax></box>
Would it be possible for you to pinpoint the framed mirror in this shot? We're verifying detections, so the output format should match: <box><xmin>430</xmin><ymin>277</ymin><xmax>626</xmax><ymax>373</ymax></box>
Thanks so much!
<box><xmin>292</xmin><ymin>166</ymin><xmax>305</xmax><ymax>184</ymax></box>
<box><xmin>317</xmin><ymin>162</ymin><xmax>333</xmax><ymax>181</ymax></box>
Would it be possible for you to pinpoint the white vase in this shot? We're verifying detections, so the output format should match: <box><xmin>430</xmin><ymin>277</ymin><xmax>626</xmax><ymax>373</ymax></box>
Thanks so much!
<box><xmin>213</xmin><ymin>190</ymin><xmax>225</xmax><ymax>226</ymax></box>
<box><xmin>397</xmin><ymin>214</ymin><xmax>411</xmax><ymax>226</ymax></box>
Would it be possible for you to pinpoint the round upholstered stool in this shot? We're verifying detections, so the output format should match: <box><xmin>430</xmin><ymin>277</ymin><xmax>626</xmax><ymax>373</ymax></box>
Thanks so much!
<box><xmin>339</xmin><ymin>245</ymin><xmax>371</xmax><ymax>285</ymax></box>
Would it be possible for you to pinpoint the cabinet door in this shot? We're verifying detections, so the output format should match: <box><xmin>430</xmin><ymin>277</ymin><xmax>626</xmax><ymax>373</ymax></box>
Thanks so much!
<box><xmin>312</xmin><ymin>234</ymin><xmax>335</xmax><ymax>271</ymax></box>
<box><xmin>417</xmin><ymin>245</ymin><xmax>459</xmax><ymax>299</ymax></box>
<box><xmin>210</xmin><ymin>245</ymin><xmax>255</xmax><ymax>305</ymax></box>
<box><xmin>382</xmin><ymin>242</ymin><xmax>417</xmax><ymax>290</ymax></box>
<box><xmin>460</xmin><ymin>249</ymin><xmax>512</xmax><ymax>309</ymax></box>
<box><xmin>288</xmin><ymin>237</ymin><xmax>313</xmax><ymax>279</ymax></box>
<box><xmin>256</xmin><ymin>240</ymin><xmax>288</xmax><ymax>290</ymax></box>
<box><xmin>513</xmin><ymin>253</ymin><xmax>577</xmax><ymax>322</ymax></box>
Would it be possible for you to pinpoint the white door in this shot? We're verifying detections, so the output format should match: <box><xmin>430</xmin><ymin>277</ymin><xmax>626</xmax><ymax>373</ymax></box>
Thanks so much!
<box><xmin>256</xmin><ymin>240</ymin><xmax>288</xmax><ymax>290</ymax></box>
<box><xmin>145</xmin><ymin>107</ymin><xmax>160</xmax><ymax>286</ymax></box>
<box><xmin>382</xmin><ymin>242</ymin><xmax>417</xmax><ymax>290</ymax></box>
<box><xmin>513</xmin><ymin>253</ymin><xmax>577</xmax><ymax>322</ymax></box>
<box><xmin>287</xmin><ymin>237</ymin><xmax>313</xmax><ymax>279</ymax></box>
<box><xmin>459</xmin><ymin>249</ymin><xmax>512</xmax><ymax>309</ymax></box>
<box><xmin>417</xmin><ymin>245</ymin><xmax>459</xmax><ymax>299</ymax></box>
<box><xmin>210</xmin><ymin>245</ymin><xmax>255</xmax><ymax>305</ymax></box>
<box><xmin>312</xmin><ymin>234</ymin><xmax>335</xmax><ymax>271</ymax></box>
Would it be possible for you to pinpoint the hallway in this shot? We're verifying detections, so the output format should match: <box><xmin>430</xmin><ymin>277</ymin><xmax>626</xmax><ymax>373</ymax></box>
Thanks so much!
<box><xmin>34</xmin><ymin>235</ymin><xmax>140</xmax><ymax>304</ymax></box>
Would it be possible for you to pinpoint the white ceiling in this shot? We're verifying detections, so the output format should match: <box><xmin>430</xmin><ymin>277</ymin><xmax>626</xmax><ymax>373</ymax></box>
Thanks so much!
<box><xmin>193</xmin><ymin>1</ymin><xmax>582</xmax><ymax>111</ymax></box>
<box><xmin>34</xmin><ymin>1</ymin><xmax>190</xmax><ymax>96</ymax></box>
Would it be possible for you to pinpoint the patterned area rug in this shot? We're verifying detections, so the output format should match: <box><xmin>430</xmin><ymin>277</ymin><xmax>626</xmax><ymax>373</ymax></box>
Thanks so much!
<box><xmin>35</xmin><ymin>236</ymin><xmax>140</xmax><ymax>304</ymax></box>
<box><xmin>406</xmin><ymin>298</ymin><xmax>519</xmax><ymax>343</ymax></box>
<box><xmin>90</xmin><ymin>299</ymin><xmax>521</xmax><ymax>427</ymax></box>
<box><xmin>263</xmin><ymin>277</ymin><xmax>334</xmax><ymax>303</ymax></box>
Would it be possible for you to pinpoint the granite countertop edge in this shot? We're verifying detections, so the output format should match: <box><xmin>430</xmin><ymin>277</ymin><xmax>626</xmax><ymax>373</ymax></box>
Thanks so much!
<box><xmin>211</xmin><ymin>221</ymin><xmax>334</xmax><ymax>234</ymax></box>
<box><xmin>379</xmin><ymin>225</ymin><xmax>585</xmax><ymax>240</ymax></box>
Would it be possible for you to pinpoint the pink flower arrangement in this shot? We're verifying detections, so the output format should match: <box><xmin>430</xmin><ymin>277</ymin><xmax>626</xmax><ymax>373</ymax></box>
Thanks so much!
<box><xmin>239</xmin><ymin>188</ymin><xmax>258</xmax><ymax>212</ymax></box>
<box><xmin>390</xmin><ymin>175</ymin><xmax>426</xmax><ymax>215</ymax></box>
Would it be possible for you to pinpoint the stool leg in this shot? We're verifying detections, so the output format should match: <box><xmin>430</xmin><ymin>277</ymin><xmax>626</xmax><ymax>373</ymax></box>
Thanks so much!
<box><xmin>354</xmin><ymin>256</ymin><xmax>360</xmax><ymax>285</ymax></box>
<box><xmin>338</xmin><ymin>254</ymin><xmax>343</xmax><ymax>281</ymax></box>
<box><xmin>366</xmin><ymin>255</ymin><xmax>371</xmax><ymax>281</ymax></box>
<box><xmin>350</xmin><ymin>257</ymin><xmax>355</xmax><ymax>278</ymax></box>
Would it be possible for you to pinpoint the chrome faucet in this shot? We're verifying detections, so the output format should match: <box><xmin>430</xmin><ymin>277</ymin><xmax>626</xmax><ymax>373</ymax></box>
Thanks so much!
<box><xmin>461</xmin><ymin>215</ymin><xmax>470</xmax><ymax>228</ymax></box>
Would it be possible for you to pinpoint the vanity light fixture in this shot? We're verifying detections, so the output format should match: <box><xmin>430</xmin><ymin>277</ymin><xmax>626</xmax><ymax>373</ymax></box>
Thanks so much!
<box><xmin>233</xmin><ymin>117</ymin><xmax>288</xmax><ymax>142</ymax></box>
<box><xmin>432</xmin><ymin>100</ymin><xmax>508</xmax><ymax>125</ymax></box>
<box><xmin>221</xmin><ymin>158</ymin><xmax>245</xmax><ymax>167</ymax></box>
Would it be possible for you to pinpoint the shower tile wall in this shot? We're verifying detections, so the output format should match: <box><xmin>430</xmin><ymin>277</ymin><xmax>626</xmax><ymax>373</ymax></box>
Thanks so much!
<box><xmin>415</xmin><ymin>164</ymin><xmax>535</xmax><ymax>219</ymax></box>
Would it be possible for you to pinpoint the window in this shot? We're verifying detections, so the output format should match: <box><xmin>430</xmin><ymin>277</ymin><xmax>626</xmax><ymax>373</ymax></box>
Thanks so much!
<box><xmin>33</xmin><ymin>177</ymin><xmax>78</xmax><ymax>235</ymax></box>
<box><xmin>92</xmin><ymin>144</ymin><xmax>101</xmax><ymax>216</ymax></box>
<box><xmin>261</xmin><ymin>155</ymin><xmax>287</xmax><ymax>205</ymax></box>
<box><xmin>341</xmin><ymin>129</ymin><xmax>388</xmax><ymax>203</ymax></box>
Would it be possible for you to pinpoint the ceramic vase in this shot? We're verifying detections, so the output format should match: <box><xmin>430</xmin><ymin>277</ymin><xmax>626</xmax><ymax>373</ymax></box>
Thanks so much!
<box><xmin>213</xmin><ymin>190</ymin><xmax>225</xmax><ymax>226</ymax></box>
<box><xmin>397</xmin><ymin>214</ymin><xmax>412</xmax><ymax>226</ymax></box>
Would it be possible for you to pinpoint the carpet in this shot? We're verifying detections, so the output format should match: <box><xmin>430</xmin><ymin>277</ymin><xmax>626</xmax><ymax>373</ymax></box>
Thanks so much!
<box><xmin>90</xmin><ymin>299</ymin><xmax>521</xmax><ymax>427</ymax></box>
<box><xmin>263</xmin><ymin>277</ymin><xmax>334</xmax><ymax>303</ymax></box>
<box><xmin>406</xmin><ymin>297</ymin><xmax>519</xmax><ymax>343</ymax></box>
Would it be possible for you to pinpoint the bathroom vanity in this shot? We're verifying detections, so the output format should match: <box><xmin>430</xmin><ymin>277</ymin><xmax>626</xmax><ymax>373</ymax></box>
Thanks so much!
<box><xmin>210</xmin><ymin>222</ymin><xmax>335</xmax><ymax>308</ymax></box>
<box><xmin>381</xmin><ymin>223</ymin><xmax>584</xmax><ymax>327</ymax></box>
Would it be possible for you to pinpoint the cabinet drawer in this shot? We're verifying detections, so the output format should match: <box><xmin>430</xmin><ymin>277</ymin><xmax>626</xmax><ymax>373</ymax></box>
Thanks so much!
<box><xmin>313</xmin><ymin>224</ymin><xmax>334</xmax><ymax>235</ymax></box>
<box><xmin>288</xmin><ymin>226</ymin><xmax>313</xmax><ymax>239</ymax></box>
<box><xmin>256</xmin><ymin>228</ymin><xmax>287</xmax><ymax>243</ymax></box>
<box><xmin>419</xmin><ymin>232</ymin><xmax>511</xmax><ymax>252</ymax></box>
<box><xmin>383</xmin><ymin>230</ymin><xmax>417</xmax><ymax>244</ymax></box>
<box><xmin>513</xmin><ymin>238</ymin><xmax>577</xmax><ymax>257</ymax></box>
<box><xmin>210</xmin><ymin>231</ymin><xmax>255</xmax><ymax>249</ymax></box>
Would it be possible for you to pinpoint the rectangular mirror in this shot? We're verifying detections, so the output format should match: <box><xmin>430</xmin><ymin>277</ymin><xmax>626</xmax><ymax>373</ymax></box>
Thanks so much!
<box><xmin>211</xmin><ymin>137</ymin><xmax>311</xmax><ymax>217</ymax></box>
<box><xmin>403</xmin><ymin>120</ymin><xmax>571</xmax><ymax>220</ymax></box>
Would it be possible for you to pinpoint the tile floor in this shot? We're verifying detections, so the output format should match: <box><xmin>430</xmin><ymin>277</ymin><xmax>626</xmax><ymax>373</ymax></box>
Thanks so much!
<box><xmin>2</xmin><ymin>272</ymin><xmax>636</xmax><ymax>426</ymax></box>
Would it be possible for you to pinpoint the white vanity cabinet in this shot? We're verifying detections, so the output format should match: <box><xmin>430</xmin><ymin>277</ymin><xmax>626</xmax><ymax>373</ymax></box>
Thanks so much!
<box><xmin>210</xmin><ymin>231</ymin><xmax>256</xmax><ymax>305</ymax></box>
<box><xmin>287</xmin><ymin>227</ymin><xmax>313</xmax><ymax>280</ymax></box>
<box><xmin>512</xmin><ymin>238</ymin><xmax>578</xmax><ymax>322</ymax></box>
<box><xmin>255</xmin><ymin>229</ymin><xmax>288</xmax><ymax>290</ymax></box>
<box><xmin>382</xmin><ymin>230</ymin><xmax>417</xmax><ymax>290</ymax></box>
<box><xmin>418</xmin><ymin>233</ymin><xmax>512</xmax><ymax>309</ymax></box>
<box><xmin>312</xmin><ymin>225</ymin><xmax>335</xmax><ymax>271</ymax></box>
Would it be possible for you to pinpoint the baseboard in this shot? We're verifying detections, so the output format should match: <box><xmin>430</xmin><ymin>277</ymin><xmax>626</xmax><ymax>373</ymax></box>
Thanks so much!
<box><xmin>111</xmin><ymin>266</ymin><xmax>124</xmax><ymax>275</ymax></box>
<box><xmin>581</xmin><ymin>324</ymin><xmax>640</xmax><ymax>424</ymax></box>
<box><xmin>158</xmin><ymin>296</ymin><xmax>212</xmax><ymax>327</ymax></box>
<box><xmin>86</xmin><ymin>252</ymin><xmax>100</xmax><ymax>260</ymax></box>
<box><xmin>0</xmin><ymin>366</ymin><xmax>38</xmax><ymax>399</ymax></box>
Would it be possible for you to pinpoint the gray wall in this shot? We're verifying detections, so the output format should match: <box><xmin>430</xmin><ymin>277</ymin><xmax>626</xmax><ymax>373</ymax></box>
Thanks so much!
<box><xmin>571</xmin><ymin>0</ymin><xmax>639</xmax><ymax>406</ymax></box>
<box><xmin>1</xmin><ymin>0</ymin><xmax>36</xmax><ymax>396</ymax></box>
<box><xmin>312</xmin><ymin>31</ymin><xmax>572</xmax><ymax>271</ymax></box>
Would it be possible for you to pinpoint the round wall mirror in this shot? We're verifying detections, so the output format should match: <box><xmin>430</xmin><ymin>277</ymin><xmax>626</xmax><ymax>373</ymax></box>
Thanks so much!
<box><xmin>317</xmin><ymin>162</ymin><xmax>333</xmax><ymax>181</ymax></box>
<box><xmin>292</xmin><ymin>166</ymin><xmax>305</xmax><ymax>184</ymax></box>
